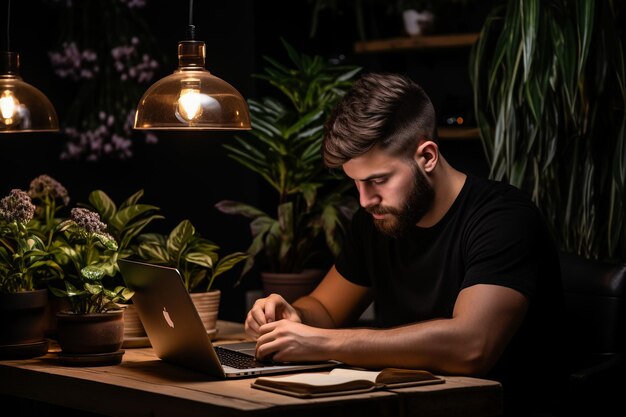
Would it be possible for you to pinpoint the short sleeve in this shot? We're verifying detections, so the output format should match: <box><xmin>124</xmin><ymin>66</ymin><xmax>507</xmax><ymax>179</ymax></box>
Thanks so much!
<box><xmin>461</xmin><ymin>199</ymin><xmax>544</xmax><ymax>299</ymax></box>
<box><xmin>335</xmin><ymin>209</ymin><xmax>372</xmax><ymax>287</ymax></box>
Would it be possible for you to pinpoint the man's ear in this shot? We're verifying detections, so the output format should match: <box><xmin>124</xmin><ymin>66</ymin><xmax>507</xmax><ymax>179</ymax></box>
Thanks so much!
<box><xmin>414</xmin><ymin>140</ymin><xmax>439</xmax><ymax>173</ymax></box>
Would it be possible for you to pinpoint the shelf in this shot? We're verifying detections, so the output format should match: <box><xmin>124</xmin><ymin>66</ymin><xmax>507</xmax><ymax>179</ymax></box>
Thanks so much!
<box><xmin>354</xmin><ymin>33</ymin><xmax>480</xmax><ymax>54</ymax></box>
<box><xmin>438</xmin><ymin>127</ymin><xmax>481</xmax><ymax>140</ymax></box>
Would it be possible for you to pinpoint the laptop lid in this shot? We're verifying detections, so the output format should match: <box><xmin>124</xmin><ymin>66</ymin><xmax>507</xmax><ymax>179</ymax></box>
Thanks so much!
<box><xmin>118</xmin><ymin>259</ymin><xmax>337</xmax><ymax>378</ymax></box>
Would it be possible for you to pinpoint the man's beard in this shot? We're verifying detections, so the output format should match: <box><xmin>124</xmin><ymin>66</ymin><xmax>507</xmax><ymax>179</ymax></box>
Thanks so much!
<box><xmin>366</xmin><ymin>167</ymin><xmax>434</xmax><ymax>238</ymax></box>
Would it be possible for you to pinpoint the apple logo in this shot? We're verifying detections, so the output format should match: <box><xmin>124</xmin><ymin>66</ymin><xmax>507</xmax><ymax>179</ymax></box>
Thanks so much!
<box><xmin>162</xmin><ymin>307</ymin><xmax>175</xmax><ymax>328</ymax></box>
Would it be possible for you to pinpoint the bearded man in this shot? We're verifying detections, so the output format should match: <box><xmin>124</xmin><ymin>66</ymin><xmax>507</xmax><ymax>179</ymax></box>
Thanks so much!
<box><xmin>246</xmin><ymin>73</ymin><xmax>565</xmax><ymax>416</ymax></box>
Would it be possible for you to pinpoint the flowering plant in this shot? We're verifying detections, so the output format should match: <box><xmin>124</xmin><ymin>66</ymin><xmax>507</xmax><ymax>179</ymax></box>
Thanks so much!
<box><xmin>0</xmin><ymin>190</ymin><xmax>63</xmax><ymax>293</ymax></box>
<box><xmin>47</xmin><ymin>1</ymin><xmax>162</xmax><ymax>160</ymax></box>
<box><xmin>48</xmin><ymin>208</ymin><xmax>131</xmax><ymax>314</ymax></box>
<box><xmin>27</xmin><ymin>174</ymin><xmax>71</xmax><ymax>246</ymax></box>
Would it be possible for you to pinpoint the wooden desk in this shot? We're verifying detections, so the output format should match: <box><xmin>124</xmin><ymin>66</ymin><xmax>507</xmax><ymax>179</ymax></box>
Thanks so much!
<box><xmin>0</xmin><ymin>321</ymin><xmax>502</xmax><ymax>417</ymax></box>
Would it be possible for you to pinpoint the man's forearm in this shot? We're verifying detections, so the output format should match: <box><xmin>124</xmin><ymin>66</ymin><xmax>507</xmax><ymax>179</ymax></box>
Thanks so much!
<box><xmin>321</xmin><ymin>319</ymin><xmax>492</xmax><ymax>375</ymax></box>
<box><xmin>292</xmin><ymin>295</ymin><xmax>338</xmax><ymax>328</ymax></box>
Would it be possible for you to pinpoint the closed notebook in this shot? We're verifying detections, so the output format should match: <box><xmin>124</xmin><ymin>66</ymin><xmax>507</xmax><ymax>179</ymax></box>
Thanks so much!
<box><xmin>251</xmin><ymin>367</ymin><xmax>445</xmax><ymax>398</ymax></box>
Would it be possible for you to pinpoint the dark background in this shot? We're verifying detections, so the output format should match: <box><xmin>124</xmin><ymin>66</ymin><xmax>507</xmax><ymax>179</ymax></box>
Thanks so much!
<box><xmin>0</xmin><ymin>0</ymin><xmax>491</xmax><ymax>321</ymax></box>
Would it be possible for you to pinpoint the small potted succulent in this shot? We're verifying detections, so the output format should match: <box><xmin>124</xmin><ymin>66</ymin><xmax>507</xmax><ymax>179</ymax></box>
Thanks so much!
<box><xmin>134</xmin><ymin>219</ymin><xmax>248</xmax><ymax>335</ymax></box>
<box><xmin>0</xmin><ymin>189</ymin><xmax>63</xmax><ymax>358</ymax></box>
<box><xmin>48</xmin><ymin>207</ymin><xmax>132</xmax><ymax>365</ymax></box>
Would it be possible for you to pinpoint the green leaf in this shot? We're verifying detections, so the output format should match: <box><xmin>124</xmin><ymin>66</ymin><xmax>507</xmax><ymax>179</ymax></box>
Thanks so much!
<box><xmin>214</xmin><ymin>201</ymin><xmax>268</xmax><ymax>219</ymax></box>
<box><xmin>85</xmin><ymin>282</ymin><xmax>103</xmax><ymax>295</ymax></box>
<box><xmin>120</xmin><ymin>189</ymin><xmax>144</xmax><ymax>210</ymax></box>
<box><xmin>81</xmin><ymin>265</ymin><xmax>106</xmax><ymax>281</ymax></box>
<box><xmin>137</xmin><ymin>242</ymin><xmax>170</xmax><ymax>264</ymax></box>
<box><xmin>212</xmin><ymin>252</ymin><xmax>248</xmax><ymax>280</ymax></box>
<box><xmin>88</xmin><ymin>190</ymin><xmax>117</xmax><ymax>223</ymax></box>
<box><xmin>167</xmin><ymin>220</ymin><xmax>195</xmax><ymax>259</ymax></box>
<box><xmin>110</xmin><ymin>204</ymin><xmax>161</xmax><ymax>232</ymax></box>
<box><xmin>185</xmin><ymin>252</ymin><xmax>214</xmax><ymax>269</ymax></box>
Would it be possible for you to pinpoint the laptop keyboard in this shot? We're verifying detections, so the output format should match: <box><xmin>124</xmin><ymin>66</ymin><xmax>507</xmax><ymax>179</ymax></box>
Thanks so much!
<box><xmin>214</xmin><ymin>346</ymin><xmax>271</xmax><ymax>369</ymax></box>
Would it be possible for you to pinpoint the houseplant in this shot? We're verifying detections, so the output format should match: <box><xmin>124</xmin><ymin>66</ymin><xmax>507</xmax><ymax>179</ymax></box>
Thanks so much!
<box><xmin>0</xmin><ymin>189</ymin><xmax>63</xmax><ymax>358</ymax></box>
<box><xmin>134</xmin><ymin>219</ymin><xmax>248</xmax><ymax>334</ymax></box>
<box><xmin>81</xmin><ymin>188</ymin><xmax>163</xmax><ymax>343</ymax></box>
<box><xmin>26</xmin><ymin>174</ymin><xmax>73</xmax><ymax>336</ymax></box>
<box><xmin>215</xmin><ymin>39</ymin><xmax>359</xmax><ymax>301</ymax></box>
<box><xmin>470</xmin><ymin>0</ymin><xmax>626</xmax><ymax>262</ymax></box>
<box><xmin>48</xmin><ymin>207</ymin><xmax>131</xmax><ymax>365</ymax></box>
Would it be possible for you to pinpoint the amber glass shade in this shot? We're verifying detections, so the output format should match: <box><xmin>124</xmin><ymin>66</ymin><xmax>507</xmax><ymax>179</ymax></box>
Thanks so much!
<box><xmin>134</xmin><ymin>41</ymin><xmax>251</xmax><ymax>130</ymax></box>
<box><xmin>0</xmin><ymin>52</ymin><xmax>59</xmax><ymax>133</ymax></box>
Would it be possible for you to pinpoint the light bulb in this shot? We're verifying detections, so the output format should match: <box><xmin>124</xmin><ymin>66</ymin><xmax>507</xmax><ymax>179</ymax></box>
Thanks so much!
<box><xmin>176</xmin><ymin>79</ymin><xmax>202</xmax><ymax>121</ymax></box>
<box><xmin>0</xmin><ymin>90</ymin><xmax>19</xmax><ymax>125</ymax></box>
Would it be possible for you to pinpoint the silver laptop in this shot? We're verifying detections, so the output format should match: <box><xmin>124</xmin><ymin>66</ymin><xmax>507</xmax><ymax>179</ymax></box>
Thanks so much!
<box><xmin>118</xmin><ymin>259</ymin><xmax>338</xmax><ymax>378</ymax></box>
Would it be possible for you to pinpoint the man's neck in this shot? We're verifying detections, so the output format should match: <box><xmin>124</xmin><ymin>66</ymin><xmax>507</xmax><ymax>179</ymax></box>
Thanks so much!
<box><xmin>416</xmin><ymin>159</ymin><xmax>467</xmax><ymax>228</ymax></box>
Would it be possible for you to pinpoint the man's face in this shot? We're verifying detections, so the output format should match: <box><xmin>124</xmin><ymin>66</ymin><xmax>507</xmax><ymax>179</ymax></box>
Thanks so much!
<box><xmin>343</xmin><ymin>147</ymin><xmax>435</xmax><ymax>238</ymax></box>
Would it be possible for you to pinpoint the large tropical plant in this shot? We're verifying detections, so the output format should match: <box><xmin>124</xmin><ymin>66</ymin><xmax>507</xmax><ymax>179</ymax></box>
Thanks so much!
<box><xmin>470</xmin><ymin>0</ymin><xmax>626</xmax><ymax>260</ymax></box>
<box><xmin>215</xmin><ymin>39</ymin><xmax>360</xmax><ymax>278</ymax></box>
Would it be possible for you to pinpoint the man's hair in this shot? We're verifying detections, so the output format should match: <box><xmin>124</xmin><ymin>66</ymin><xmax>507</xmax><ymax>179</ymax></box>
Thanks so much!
<box><xmin>322</xmin><ymin>73</ymin><xmax>437</xmax><ymax>168</ymax></box>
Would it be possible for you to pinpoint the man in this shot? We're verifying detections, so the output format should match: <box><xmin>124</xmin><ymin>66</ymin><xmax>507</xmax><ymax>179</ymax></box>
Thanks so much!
<box><xmin>246</xmin><ymin>73</ymin><xmax>564</xmax><ymax>414</ymax></box>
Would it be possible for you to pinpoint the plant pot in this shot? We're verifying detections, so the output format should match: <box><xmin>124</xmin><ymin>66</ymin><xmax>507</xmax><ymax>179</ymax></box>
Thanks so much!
<box><xmin>43</xmin><ymin>294</ymin><xmax>71</xmax><ymax>339</ymax></box>
<box><xmin>0</xmin><ymin>289</ymin><xmax>49</xmax><ymax>359</ymax></box>
<box><xmin>190</xmin><ymin>290</ymin><xmax>220</xmax><ymax>338</ymax></box>
<box><xmin>56</xmin><ymin>310</ymin><xmax>125</xmax><ymax>366</ymax></box>
<box><xmin>261</xmin><ymin>269</ymin><xmax>326</xmax><ymax>304</ymax></box>
<box><xmin>120</xmin><ymin>303</ymin><xmax>151</xmax><ymax>348</ymax></box>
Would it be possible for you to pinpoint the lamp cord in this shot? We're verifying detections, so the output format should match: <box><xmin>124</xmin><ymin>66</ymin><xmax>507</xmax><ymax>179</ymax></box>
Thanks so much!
<box><xmin>187</xmin><ymin>0</ymin><xmax>195</xmax><ymax>40</ymax></box>
<box><xmin>6</xmin><ymin>0</ymin><xmax>11</xmax><ymax>51</ymax></box>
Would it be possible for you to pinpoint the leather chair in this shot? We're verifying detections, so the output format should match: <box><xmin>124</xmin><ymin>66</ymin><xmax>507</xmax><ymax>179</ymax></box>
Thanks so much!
<box><xmin>557</xmin><ymin>252</ymin><xmax>626</xmax><ymax>416</ymax></box>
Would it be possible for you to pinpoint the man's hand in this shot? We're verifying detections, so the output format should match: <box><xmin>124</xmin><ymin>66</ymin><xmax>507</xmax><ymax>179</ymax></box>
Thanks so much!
<box><xmin>245</xmin><ymin>293</ymin><xmax>302</xmax><ymax>339</ymax></box>
<box><xmin>255</xmin><ymin>320</ymin><xmax>334</xmax><ymax>362</ymax></box>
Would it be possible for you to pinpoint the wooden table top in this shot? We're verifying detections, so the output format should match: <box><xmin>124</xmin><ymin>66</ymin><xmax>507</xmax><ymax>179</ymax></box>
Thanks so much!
<box><xmin>0</xmin><ymin>321</ymin><xmax>502</xmax><ymax>417</ymax></box>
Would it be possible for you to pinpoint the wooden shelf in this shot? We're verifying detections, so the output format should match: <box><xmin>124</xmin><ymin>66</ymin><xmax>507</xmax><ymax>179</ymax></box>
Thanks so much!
<box><xmin>438</xmin><ymin>127</ymin><xmax>481</xmax><ymax>140</ymax></box>
<box><xmin>354</xmin><ymin>33</ymin><xmax>480</xmax><ymax>54</ymax></box>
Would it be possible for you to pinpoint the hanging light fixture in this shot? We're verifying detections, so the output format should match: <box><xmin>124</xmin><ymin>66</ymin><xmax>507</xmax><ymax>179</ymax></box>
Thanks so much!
<box><xmin>134</xmin><ymin>0</ymin><xmax>250</xmax><ymax>131</ymax></box>
<box><xmin>0</xmin><ymin>0</ymin><xmax>58</xmax><ymax>133</ymax></box>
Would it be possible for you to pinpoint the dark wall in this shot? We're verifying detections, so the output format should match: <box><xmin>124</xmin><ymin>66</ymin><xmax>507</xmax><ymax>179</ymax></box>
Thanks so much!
<box><xmin>0</xmin><ymin>1</ymin><xmax>491</xmax><ymax>321</ymax></box>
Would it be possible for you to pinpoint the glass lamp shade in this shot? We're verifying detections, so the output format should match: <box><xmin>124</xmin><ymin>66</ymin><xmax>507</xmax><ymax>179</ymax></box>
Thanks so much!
<box><xmin>134</xmin><ymin>40</ymin><xmax>251</xmax><ymax>130</ymax></box>
<box><xmin>0</xmin><ymin>52</ymin><xmax>59</xmax><ymax>133</ymax></box>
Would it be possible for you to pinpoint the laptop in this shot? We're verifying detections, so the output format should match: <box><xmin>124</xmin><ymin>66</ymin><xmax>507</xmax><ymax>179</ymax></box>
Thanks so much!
<box><xmin>118</xmin><ymin>258</ymin><xmax>338</xmax><ymax>378</ymax></box>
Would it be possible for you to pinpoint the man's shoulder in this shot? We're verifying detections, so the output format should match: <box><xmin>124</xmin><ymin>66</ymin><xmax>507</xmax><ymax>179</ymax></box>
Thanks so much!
<box><xmin>462</xmin><ymin>175</ymin><xmax>546</xmax><ymax>232</ymax></box>
<box><xmin>465</xmin><ymin>175</ymin><xmax>537</xmax><ymax>211</ymax></box>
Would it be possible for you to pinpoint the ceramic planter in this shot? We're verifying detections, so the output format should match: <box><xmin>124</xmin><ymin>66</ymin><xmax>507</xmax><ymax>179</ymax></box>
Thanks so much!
<box><xmin>120</xmin><ymin>303</ymin><xmax>150</xmax><ymax>348</ymax></box>
<box><xmin>56</xmin><ymin>309</ymin><xmax>125</xmax><ymax>366</ymax></box>
<box><xmin>261</xmin><ymin>269</ymin><xmax>325</xmax><ymax>304</ymax></box>
<box><xmin>0</xmin><ymin>289</ymin><xmax>49</xmax><ymax>359</ymax></box>
<box><xmin>190</xmin><ymin>289</ymin><xmax>220</xmax><ymax>339</ymax></box>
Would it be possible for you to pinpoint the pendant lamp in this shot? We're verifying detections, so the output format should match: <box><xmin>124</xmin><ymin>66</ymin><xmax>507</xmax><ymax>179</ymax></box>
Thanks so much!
<box><xmin>134</xmin><ymin>1</ymin><xmax>250</xmax><ymax>131</ymax></box>
<box><xmin>0</xmin><ymin>1</ymin><xmax>59</xmax><ymax>133</ymax></box>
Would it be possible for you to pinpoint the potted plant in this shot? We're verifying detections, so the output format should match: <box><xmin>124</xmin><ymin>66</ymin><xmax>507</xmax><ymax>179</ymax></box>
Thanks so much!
<box><xmin>470</xmin><ymin>0</ymin><xmax>626</xmax><ymax>262</ymax></box>
<box><xmin>215</xmin><ymin>39</ymin><xmax>359</xmax><ymax>302</ymax></box>
<box><xmin>134</xmin><ymin>219</ymin><xmax>248</xmax><ymax>335</ymax></box>
<box><xmin>0</xmin><ymin>189</ymin><xmax>63</xmax><ymax>359</ymax></box>
<box><xmin>80</xmin><ymin>188</ymin><xmax>163</xmax><ymax>344</ymax></box>
<box><xmin>48</xmin><ymin>207</ymin><xmax>132</xmax><ymax>365</ymax></box>
<box><xmin>26</xmin><ymin>174</ymin><xmax>73</xmax><ymax>337</ymax></box>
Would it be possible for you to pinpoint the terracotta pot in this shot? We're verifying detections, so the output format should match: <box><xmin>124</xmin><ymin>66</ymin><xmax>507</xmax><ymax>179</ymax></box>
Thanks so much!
<box><xmin>261</xmin><ymin>269</ymin><xmax>326</xmax><ymax>304</ymax></box>
<box><xmin>190</xmin><ymin>289</ymin><xmax>220</xmax><ymax>334</ymax></box>
<box><xmin>0</xmin><ymin>289</ymin><xmax>48</xmax><ymax>345</ymax></box>
<box><xmin>56</xmin><ymin>310</ymin><xmax>124</xmax><ymax>354</ymax></box>
<box><xmin>121</xmin><ymin>303</ymin><xmax>147</xmax><ymax>338</ymax></box>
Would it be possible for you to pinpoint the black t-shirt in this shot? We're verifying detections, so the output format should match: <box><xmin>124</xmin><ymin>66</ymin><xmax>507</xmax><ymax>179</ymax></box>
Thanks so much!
<box><xmin>335</xmin><ymin>174</ymin><xmax>565</xmax><ymax>412</ymax></box>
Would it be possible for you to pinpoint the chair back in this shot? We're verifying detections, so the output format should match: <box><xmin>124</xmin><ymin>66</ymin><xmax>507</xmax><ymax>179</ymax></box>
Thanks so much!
<box><xmin>559</xmin><ymin>252</ymin><xmax>626</xmax><ymax>365</ymax></box>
